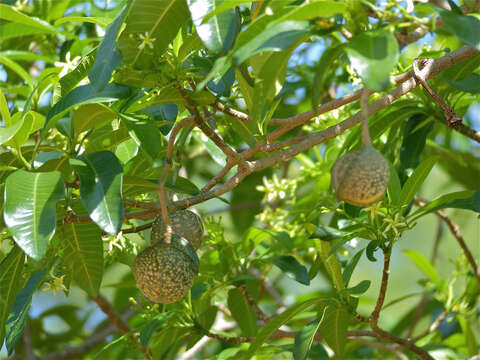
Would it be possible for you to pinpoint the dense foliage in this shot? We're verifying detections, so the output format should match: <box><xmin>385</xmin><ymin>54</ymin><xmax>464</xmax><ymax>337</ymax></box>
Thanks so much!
<box><xmin>0</xmin><ymin>0</ymin><xmax>479</xmax><ymax>359</ymax></box>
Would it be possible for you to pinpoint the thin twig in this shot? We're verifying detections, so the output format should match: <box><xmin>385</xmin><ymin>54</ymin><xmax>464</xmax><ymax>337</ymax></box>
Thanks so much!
<box><xmin>360</xmin><ymin>88</ymin><xmax>372</xmax><ymax>146</ymax></box>
<box><xmin>238</xmin><ymin>285</ymin><xmax>268</xmax><ymax>322</ymax></box>
<box><xmin>23</xmin><ymin>321</ymin><xmax>35</xmax><ymax>360</ymax></box>
<box><xmin>415</xmin><ymin>197</ymin><xmax>480</xmax><ymax>284</ymax></box>
<box><xmin>411</xmin><ymin>310</ymin><xmax>449</xmax><ymax>342</ymax></box>
<box><xmin>90</xmin><ymin>295</ymin><xmax>151</xmax><ymax>359</ymax></box>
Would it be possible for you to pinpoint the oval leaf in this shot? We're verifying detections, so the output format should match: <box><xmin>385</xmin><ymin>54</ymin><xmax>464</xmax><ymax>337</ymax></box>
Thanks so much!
<box><xmin>227</xmin><ymin>288</ymin><xmax>258</xmax><ymax>337</ymax></box>
<box><xmin>294</xmin><ymin>315</ymin><xmax>324</xmax><ymax>360</ymax></box>
<box><xmin>70</xmin><ymin>151</ymin><xmax>124</xmax><ymax>235</ymax></box>
<box><xmin>345</xmin><ymin>29</ymin><xmax>399</xmax><ymax>91</ymax></box>
<box><xmin>4</xmin><ymin>170</ymin><xmax>65</xmax><ymax>260</ymax></box>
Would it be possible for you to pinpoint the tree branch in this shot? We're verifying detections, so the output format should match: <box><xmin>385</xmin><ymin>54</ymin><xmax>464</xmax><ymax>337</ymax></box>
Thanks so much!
<box><xmin>349</xmin><ymin>338</ymin><xmax>408</xmax><ymax>360</ymax></box>
<box><xmin>370</xmin><ymin>244</ymin><xmax>392</xmax><ymax>325</ymax></box>
<box><xmin>415</xmin><ymin>197</ymin><xmax>480</xmax><ymax>284</ymax></box>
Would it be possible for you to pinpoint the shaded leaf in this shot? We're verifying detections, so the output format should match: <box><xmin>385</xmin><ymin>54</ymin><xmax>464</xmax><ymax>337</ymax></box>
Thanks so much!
<box><xmin>0</xmin><ymin>246</ymin><xmax>25</xmax><ymax>347</ymax></box>
<box><xmin>70</xmin><ymin>151</ymin><xmax>124</xmax><ymax>235</ymax></box>
<box><xmin>346</xmin><ymin>280</ymin><xmax>371</xmax><ymax>296</ymax></box>
<box><xmin>62</xmin><ymin>202</ymin><xmax>103</xmax><ymax>297</ymax></box>
<box><xmin>227</xmin><ymin>288</ymin><xmax>258</xmax><ymax>337</ymax></box>
<box><xmin>117</xmin><ymin>0</ymin><xmax>190</xmax><ymax>69</ymax></box>
<box><xmin>120</xmin><ymin>114</ymin><xmax>163</xmax><ymax>160</ymax></box>
<box><xmin>4</xmin><ymin>170</ymin><xmax>65</xmax><ymax>260</ymax></box>
<box><xmin>397</xmin><ymin>156</ymin><xmax>439</xmax><ymax>207</ymax></box>
<box><xmin>5</xmin><ymin>270</ymin><xmax>45</xmax><ymax>355</ymax></box>
<box><xmin>447</xmin><ymin>73</ymin><xmax>480</xmax><ymax>93</ymax></box>
<box><xmin>293</xmin><ymin>315</ymin><xmax>324</xmax><ymax>360</ymax></box>
<box><xmin>140</xmin><ymin>312</ymin><xmax>175</xmax><ymax>347</ymax></box>
<box><xmin>345</xmin><ymin>29</ymin><xmax>399</xmax><ymax>91</ymax></box>
<box><xmin>342</xmin><ymin>249</ymin><xmax>364</xmax><ymax>287</ymax></box>
<box><xmin>45</xmin><ymin>83</ymin><xmax>132</xmax><ymax>133</ymax></box>
<box><xmin>411</xmin><ymin>190</ymin><xmax>480</xmax><ymax>220</ymax></box>
<box><xmin>244</xmin><ymin>297</ymin><xmax>332</xmax><ymax>358</ymax></box>
<box><xmin>89</xmin><ymin>6</ymin><xmax>127</xmax><ymax>91</ymax></box>
<box><xmin>318</xmin><ymin>303</ymin><xmax>349</xmax><ymax>357</ymax></box>
<box><xmin>439</xmin><ymin>10</ymin><xmax>480</xmax><ymax>50</ymax></box>
<box><xmin>272</xmin><ymin>255</ymin><xmax>310</xmax><ymax>285</ymax></box>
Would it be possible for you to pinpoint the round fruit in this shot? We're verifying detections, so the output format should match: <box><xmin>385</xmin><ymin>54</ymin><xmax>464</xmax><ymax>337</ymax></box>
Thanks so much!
<box><xmin>151</xmin><ymin>210</ymin><xmax>204</xmax><ymax>250</ymax></box>
<box><xmin>331</xmin><ymin>145</ymin><xmax>390</xmax><ymax>206</ymax></box>
<box><xmin>133</xmin><ymin>235</ymin><xmax>199</xmax><ymax>304</ymax></box>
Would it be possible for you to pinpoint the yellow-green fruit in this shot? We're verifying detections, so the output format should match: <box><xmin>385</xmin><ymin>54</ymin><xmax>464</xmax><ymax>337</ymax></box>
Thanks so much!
<box><xmin>331</xmin><ymin>146</ymin><xmax>390</xmax><ymax>206</ymax></box>
<box><xmin>133</xmin><ymin>235</ymin><xmax>199</xmax><ymax>304</ymax></box>
<box><xmin>151</xmin><ymin>210</ymin><xmax>203</xmax><ymax>250</ymax></box>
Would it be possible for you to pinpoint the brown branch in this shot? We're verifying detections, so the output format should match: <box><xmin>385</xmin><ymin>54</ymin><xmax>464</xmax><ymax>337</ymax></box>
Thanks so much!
<box><xmin>370</xmin><ymin>245</ymin><xmax>392</xmax><ymax>324</ymax></box>
<box><xmin>120</xmin><ymin>222</ymin><xmax>153</xmax><ymax>234</ymax></box>
<box><xmin>90</xmin><ymin>295</ymin><xmax>151</xmax><ymax>359</ymax></box>
<box><xmin>415</xmin><ymin>197</ymin><xmax>480</xmax><ymax>284</ymax></box>
<box><xmin>23</xmin><ymin>321</ymin><xmax>35</xmax><ymax>360</ymax></box>
<box><xmin>412</xmin><ymin>310</ymin><xmax>449</xmax><ymax>342</ymax></box>
<box><xmin>238</xmin><ymin>285</ymin><xmax>268</xmax><ymax>322</ymax></box>
<box><xmin>124</xmin><ymin>199</ymin><xmax>160</xmax><ymax>210</ymax></box>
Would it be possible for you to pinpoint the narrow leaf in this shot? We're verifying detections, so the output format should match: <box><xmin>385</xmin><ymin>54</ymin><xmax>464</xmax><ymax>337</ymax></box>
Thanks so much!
<box><xmin>397</xmin><ymin>156</ymin><xmax>439</xmax><ymax>207</ymax></box>
<box><xmin>244</xmin><ymin>297</ymin><xmax>332</xmax><ymax>358</ymax></box>
<box><xmin>342</xmin><ymin>249</ymin><xmax>364</xmax><ymax>287</ymax></box>
<box><xmin>5</xmin><ymin>270</ymin><xmax>45</xmax><ymax>355</ymax></box>
<box><xmin>272</xmin><ymin>255</ymin><xmax>310</xmax><ymax>285</ymax></box>
<box><xmin>404</xmin><ymin>250</ymin><xmax>440</xmax><ymax>284</ymax></box>
<box><xmin>346</xmin><ymin>280</ymin><xmax>371</xmax><ymax>296</ymax></box>
<box><xmin>293</xmin><ymin>314</ymin><xmax>324</xmax><ymax>360</ymax></box>
<box><xmin>70</xmin><ymin>151</ymin><xmax>124</xmax><ymax>235</ymax></box>
<box><xmin>0</xmin><ymin>246</ymin><xmax>25</xmax><ymax>347</ymax></box>
<box><xmin>4</xmin><ymin>170</ymin><xmax>65</xmax><ymax>260</ymax></box>
<box><xmin>89</xmin><ymin>6</ymin><xmax>127</xmax><ymax>91</ymax></box>
<box><xmin>410</xmin><ymin>190</ymin><xmax>480</xmax><ymax>220</ymax></box>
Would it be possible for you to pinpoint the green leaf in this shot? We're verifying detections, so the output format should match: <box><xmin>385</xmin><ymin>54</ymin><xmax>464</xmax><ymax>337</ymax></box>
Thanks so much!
<box><xmin>0</xmin><ymin>90</ymin><xmax>11</xmax><ymax>124</ymax></box>
<box><xmin>411</xmin><ymin>191</ymin><xmax>480</xmax><ymax>220</ymax></box>
<box><xmin>397</xmin><ymin>156</ymin><xmax>439</xmax><ymax>207</ymax></box>
<box><xmin>342</xmin><ymin>249</ymin><xmax>364</xmax><ymax>287</ymax></box>
<box><xmin>447</xmin><ymin>73</ymin><xmax>480</xmax><ymax>93</ymax></box>
<box><xmin>345</xmin><ymin>29</ymin><xmax>399</xmax><ymax>91</ymax></box>
<box><xmin>52</xmin><ymin>50</ymin><xmax>96</xmax><ymax>104</ymax></box>
<box><xmin>117</xmin><ymin>0</ymin><xmax>190</xmax><ymax>69</ymax></box>
<box><xmin>318</xmin><ymin>303</ymin><xmax>349</xmax><ymax>357</ymax></box>
<box><xmin>70</xmin><ymin>151</ymin><xmax>124</xmax><ymax>235</ymax></box>
<box><xmin>312</xmin><ymin>44</ymin><xmax>344</xmax><ymax>111</ymax></box>
<box><xmin>243</xmin><ymin>297</ymin><xmax>332</xmax><ymax>359</ymax></box>
<box><xmin>46</xmin><ymin>83</ymin><xmax>131</xmax><ymax>133</ymax></box>
<box><xmin>232</xmin><ymin>21</ymin><xmax>309</xmax><ymax>65</ymax></box>
<box><xmin>187</xmin><ymin>0</ymin><xmax>240</xmax><ymax>54</ymax></box>
<box><xmin>89</xmin><ymin>6</ymin><xmax>127</xmax><ymax>91</ymax></box>
<box><xmin>317</xmin><ymin>239</ymin><xmax>345</xmax><ymax>291</ymax></box>
<box><xmin>73</xmin><ymin>104</ymin><xmax>117</xmax><ymax>135</ymax></box>
<box><xmin>251</xmin><ymin>46</ymin><xmax>298</xmax><ymax>133</ymax></box>
<box><xmin>4</xmin><ymin>170</ymin><xmax>65</xmax><ymax>260</ymax></box>
<box><xmin>193</xmin><ymin>131</ymin><xmax>227</xmax><ymax>166</ymax></box>
<box><xmin>0</xmin><ymin>246</ymin><xmax>25</xmax><ymax>347</ymax></box>
<box><xmin>272</xmin><ymin>255</ymin><xmax>310</xmax><ymax>285</ymax></box>
<box><xmin>202</xmin><ymin>0</ymin><xmax>254</xmax><ymax>22</ymax></box>
<box><xmin>346</xmin><ymin>280</ymin><xmax>371</xmax><ymax>296</ymax></box>
<box><xmin>227</xmin><ymin>288</ymin><xmax>258</xmax><ymax>337</ymax></box>
<box><xmin>139</xmin><ymin>312</ymin><xmax>174</xmax><ymax>347</ymax></box>
<box><xmin>120</xmin><ymin>114</ymin><xmax>163</xmax><ymax>160</ymax></box>
<box><xmin>62</xmin><ymin>202</ymin><xmax>103</xmax><ymax>297</ymax></box>
<box><xmin>0</xmin><ymin>4</ymin><xmax>60</xmax><ymax>34</ymax></box>
<box><xmin>293</xmin><ymin>315</ymin><xmax>324</xmax><ymax>360</ymax></box>
<box><xmin>398</xmin><ymin>114</ymin><xmax>433</xmax><ymax>185</ymax></box>
<box><xmin>0</xmin><ymin>112</ymin><xmax>24</xmax><ymax>145</ymax></box>
<box><xmin>458</xmin><ymin>315</ymin><xmax>478</xmax><ymax>357</ymax></box>
<box><xmin>0</xmin><ymin>54</ymin><xmax>34</xmax><ymax>89</ymax></box>
<box><xmin>6</xmin><ymin>111</ymin><xmax>45</xmax><ymax>149</ymax></box>
<box><xmin>5</xmin><ymin>270</ymin><xmax>45</xmax><ymax>355</ymax></box>
<box><xmin>439</xmin><ymin>10</ymin><xmax>480</xmax><ymax>50</ymax></box>
<box><xmin>278</xmin><ymin>2</ymin><xmax>348</xmax><ymax>22</ymax></box>
<box><xmin>387</xmin><ymin>161</ymin><xmax>402</xmax><ymax>205</ymax></box>
<box><xmin>404</xmin><ymin>249</ymin><xmax>440</xmax><ymax>284</ymax></box>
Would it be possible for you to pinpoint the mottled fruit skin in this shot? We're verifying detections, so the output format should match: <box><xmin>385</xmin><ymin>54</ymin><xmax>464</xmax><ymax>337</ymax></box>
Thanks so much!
<box><xmin>133</xmin><ymin>235</ymin><xmax>199</xmax><ymax>304</ymax></box>
<box><xmin>151</xmin><ymin>210</ymin><xmax>204</xmax><ymax>250</ymax></box>
<box><xmin>331</xmin><ymin>146</ymin><xmax>390</xmax><ymax>206</ymax></box>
